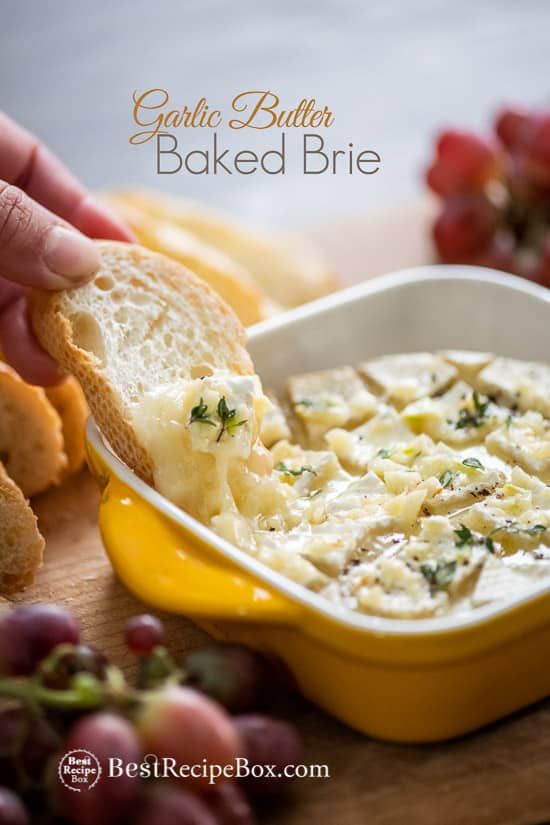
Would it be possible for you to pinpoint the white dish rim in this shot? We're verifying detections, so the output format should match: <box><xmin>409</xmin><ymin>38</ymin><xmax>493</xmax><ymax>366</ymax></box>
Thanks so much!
<box><xmin>87</xmin><ymin>264</ymin><xmax>550</xmax><ymax>638</ymax></box>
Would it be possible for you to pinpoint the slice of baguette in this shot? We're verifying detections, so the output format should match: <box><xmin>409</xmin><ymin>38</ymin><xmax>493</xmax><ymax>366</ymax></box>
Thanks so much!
<box><xmin>107</xmin><ymin>189</ymin><xmax>338</xmax><ymax>308</ymax></box>
<box><xmin>104</xmin><ymin>195</ymin><xmax>276</xmax><ymax>325</ymax></box>
<box><xmin>45</xmin><ymin>377</ymin><xmax>89</xmax><ymax>479</ymax></box>
<box><xmin>0</xmin><ymin>461</ymin><xmax>44</xmax><ymax>593</ymax></box>
<box><xmin>31</xmin><ymin>241</ymin><xmax>253</xmax><ymax>486</ymax></box>
<box><xmin>0</xmin><ymin>363</ymin><xmax>66</xmax><ymax>497</ymax></box>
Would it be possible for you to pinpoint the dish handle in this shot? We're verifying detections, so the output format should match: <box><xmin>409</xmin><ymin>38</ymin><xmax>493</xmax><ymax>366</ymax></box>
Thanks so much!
<box><xmin>95</xmin><ymin>471</ymin><xmax>300</xmax><ymax>627</ymax></box>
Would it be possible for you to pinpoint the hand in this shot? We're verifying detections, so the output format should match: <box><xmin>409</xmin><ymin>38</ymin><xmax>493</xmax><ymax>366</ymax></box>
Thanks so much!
<box><xmin>0</xmin><ymin>112</ymin><xmax>134</xmax><ymax>386</ymax></box>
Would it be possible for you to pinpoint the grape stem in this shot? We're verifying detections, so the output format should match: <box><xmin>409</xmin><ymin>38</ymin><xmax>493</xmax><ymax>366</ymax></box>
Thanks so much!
<box><xmin>0</xmin><ymin>677</ymin><xmax>104</xmax><ymax>710</ymax></box>
<box><xmin>0</xmin><ymin>665</ymin><xmax>141</xmax><ymax>711</ymax></box>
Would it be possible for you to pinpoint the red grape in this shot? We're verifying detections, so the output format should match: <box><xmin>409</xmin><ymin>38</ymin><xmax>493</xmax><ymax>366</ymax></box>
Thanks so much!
<box><xmin>56</xmin><ymin>712</ymin><xmax>142</xmax><ymax>825</ymax></box>
<box><xmin>432</xmin><ymin>193</ymin><xmax>497</xmax><ymax>262</ymax></box>
<box><xmin>0</xmin><ymin>706</ymin><xmax>27</xmax><ymax>788</ymax></box>
<box><xmin>0</xmin><ymin>788</ymin><xmax>28</xmax><ymax>825</ymax></box>
<box><xmin>0</xmin><ymin>705</ymin><xmax>27</xmax><ymax>755</ymax></box>
<box><xmin>425</xmin><ymin>162</ymin><xmax>455</xmax><ymax>197</ymax></box>
<box><xmin>125</xmin><ymin>615</ymin><xmax>165</xmax><ymax>656</ymax></box>
<box><xmin>520</xmin><ymin>114</ymin><xmax>550</xmax><ymax>187</ymax></box>
<box><xmin>234</xmin><ymin>715</ymin><xmax>304</xmax><ymax>795</ymax></box>
<box><xmin>426</xmin><ymin>129</ymin><xmax>499</xmax><ymax>195</ymax></box>
<box><xmin>495</xmin><ymin>106</ymin><xmax>530</xmax><ymax>150</ymax></box>
<box><xmin>137</xmin><ymin>686</ymin><xmax>242</xmax><ymax>788</ymax></box>
<box><xmin>0</xmin><ymin>605</ymin><xmax>79</xmax><ymax>675</ymax></box>
<box><xmin>470</xmin><ymin>231</ymin><xmax>517</xmax><ymax>274</ymax></box>
<box><xmin>183</xmin><ymin>644</ymin><xmax>268</xmax><ymax>713</ymax></box>
<box><xmin>135</xmin><ymin>785</ymin><xmax>218</xmax><ymax>825</ymax></box>
<box><xmin>206</xmin><ymin>782</ymin><xmax>255</xmax><ymax>825</ymax></box>
<box><xmin>20</xmin><ymin>714</ymin><xmax>60</xmax><ymax>784</ymax></box>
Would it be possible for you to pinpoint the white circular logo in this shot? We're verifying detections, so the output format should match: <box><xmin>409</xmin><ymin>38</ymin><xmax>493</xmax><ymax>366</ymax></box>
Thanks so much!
<box><xmin>58</xmin><ymin>748</ymin><xmax>102</xmax><ymax>792</ymax></box>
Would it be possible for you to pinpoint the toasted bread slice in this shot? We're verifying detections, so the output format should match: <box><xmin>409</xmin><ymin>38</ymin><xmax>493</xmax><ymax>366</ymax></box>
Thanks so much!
<box><xmin>108</xmin><ymin>189</ymin><xmax>337</xmax><ymax>308</ymax></box>
<box><xmin>104</xmin><ymin>196</ymin><xmax>275</xmax><ymax>325</ymax></box>
<box><xmin>0</xmin><ymin>461</ymin><xmax>44</xmax><ymax>593</ymax></box>
<box><xmin>0</xmin><ymin>363</ymin><xmax>66</xmax><ymax>497</ymax></box>
<box><xmin>31</xmin><ymin>241</ymin><xmax>253</xmax><ymax>486</ymax></box>
<box><xmin>45</xmin><ymin>377</ymin><xmax>89</xmax><ymax>479</ymax></box>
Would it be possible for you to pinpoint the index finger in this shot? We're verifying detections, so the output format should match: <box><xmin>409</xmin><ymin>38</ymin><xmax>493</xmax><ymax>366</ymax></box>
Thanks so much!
<box><xmin>0</xmin><ymin>111</ymin><xmax>134</xmax><ymax>242</ymax></box>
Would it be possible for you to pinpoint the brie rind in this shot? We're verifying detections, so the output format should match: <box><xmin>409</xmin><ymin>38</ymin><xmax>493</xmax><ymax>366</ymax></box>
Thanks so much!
<box><xmin>359</xmin><ymin>352</ymin><xmax>457</xmax><ymax>406</ymax></box>
<box><xmin>476</xmin><ymin>357</ymin><xmax>550</xmax><ymax>418</ymax></box>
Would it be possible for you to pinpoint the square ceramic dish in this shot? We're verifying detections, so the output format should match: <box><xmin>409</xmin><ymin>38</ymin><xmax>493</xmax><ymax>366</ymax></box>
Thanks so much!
<box><xmin>86</xmin><ymin>265</ymin><xmax>550</xmax><ymax>743</ymax></box>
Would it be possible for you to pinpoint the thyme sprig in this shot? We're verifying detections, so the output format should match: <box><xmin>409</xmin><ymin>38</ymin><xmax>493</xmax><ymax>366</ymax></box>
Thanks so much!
<box><xmin>454</xmin><ymin>391</ymin><xmax>490</xmax><ymax>430</ymax></box>
<box><xmin>275</xmin><ymin>462</ymin><xmax>318</xmax><ymax>478</ymax></box>
<box><xmin>420</xmin><ymin>559</ymin><xmax>457</xmax><ymax>589</ymax></box>
<box><xmin>188</xmin><ymin>396</ymin><xmax>247</xmax><ymax>442</ymax></box>
<box><xmin>189</xmin><ymin>397</ymin><xmax>216</xmax><ymax>427</ymax></box>
<box><xmin>216</xmin><ymin>396</ymin><xmax>247</xmax><ymax>442</ymax></box>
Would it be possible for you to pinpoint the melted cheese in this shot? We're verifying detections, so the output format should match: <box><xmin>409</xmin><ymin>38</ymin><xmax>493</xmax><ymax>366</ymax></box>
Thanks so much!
<box><xmin>287</xmin><ymin>366</ymin><xmax>378</xmax><ymax>447</ymax></box>
<box><xmin>402</xmin><ymin>381</ymin><xmax>507</xmax><ymax>446</ymax></box>
<box><xmin>486</xmin><ymin>412</ymin><xmax>550</xmax><ymax>483</ymax></box>
<box><xmin>132</xmin><ymin>372</ymin><xmax>274</xmax><ymax>522</ymax></box>
<box><xmin>259</xmin><ymin>392</ymin><xmax>291</xmax><ymax>448</ymax></box>
<box><xmin>476</xmin><ymin>357</ymin><xmax>550</xmax><ymax>418</ymax></box>
<box><xmin>131</xmin><ymin>352</ymin><xmax>550</xmax><ymax>620</ymax></box>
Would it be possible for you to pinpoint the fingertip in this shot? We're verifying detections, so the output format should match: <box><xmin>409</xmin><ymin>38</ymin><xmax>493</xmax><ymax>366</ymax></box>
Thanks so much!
<box><xmin>0</xmin><ymin>297</ymin><xmax>63</xmax><ymax>386</ymax></box>
<box><xmin>72</xmin><ymin>195</ymin><xmax>136</xmax><ymax>243</ymax></box>
<box><xmin>43</xmin><ymin>226</ymin><xmax>101</xmax><ymax>286</ymax></box>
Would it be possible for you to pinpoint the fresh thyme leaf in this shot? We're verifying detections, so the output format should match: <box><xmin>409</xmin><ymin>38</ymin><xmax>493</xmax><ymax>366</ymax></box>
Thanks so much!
<box><xmin>376</xmin><ymin>448</ymin><xmax>392</xmax><ymax>459</ymax></box>
<box><xmin>505</xmin><ymin>414</ymin><xmax>513</xmax><ymax>430</ymax></box>
<box><xmin>455</xmin><ymin>409</ymin><xmax>476</xmax><ymax>429</ymax></box>
<box><xmin>189</xmin><ymin>395</ymin><xmax>247</xmax><ymax>441</ymax></box>
<box><xmin>189</xmin><ymin>398</ymin><xmax>216</xmax><ymax>427</ymax></box>
<box><xmin>462</xmin><ymin>457</ymin><xmax>484</xmax><ymax>470</ymax></box>
<box><xmin>454</xmin><ymin>391</ymin><xmax>490</xmax><ymax>430</ymax></box>
<box><xmin>454</xmin><ymin>523</ymin><xmax>474</xmax><ymax>548</ymax></box>
<box><xmin>489</xmin><ymin>522</ymin><xmax>547</xmax><ymax>539</ymax></box>
<box><xmin>420</xmin><ymin>559</ymin><xmax>457</xmax><ymax>589</ymax></box>
<box><xmin>473</xmin><ymin>390</ymin><xmax>489</xmax><ymax>418</ymax></box>
<box><xmin>227</xmin><ymin>417</ymin><xmax>248</xmax><ymax>435</ymax></box>
<box><xmin>527</xmin><ymin>524</ymin><xmax>547</xmax><ymax>536</ymax></box>
<box><xmin>275</xmin><ymin>462</ymin><xmax>318</xmax><ymax>478</ymax></box>
<box><xmin>217</xmin><ymin>396</ymin><xmax>235</xmax><ymax>423</ymax></box>
<box><xmin>216</xmin><ymin>396</ymin><xmax>246</xmax><ymax>442</ymax></box>
<box><xmin>439</xmin><ymin>470</ymin><xmax>455</xmax><ymax>489</ymax></box>
<box><xmin>485</xmin><ymin>536</ymin><xmax>495</xmax><ymax>553</ymax></box>
<box><xmin>296</xmin><ymin>398</ymin><xmax>336</xmax><ymax>410</ymax></box>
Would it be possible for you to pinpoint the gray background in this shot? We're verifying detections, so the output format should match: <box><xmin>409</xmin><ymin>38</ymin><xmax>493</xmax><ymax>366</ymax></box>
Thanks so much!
<box><xmin>1</xmin><ymin>0</ymin><xmax>549</xmax><ymax>228</ymax></box>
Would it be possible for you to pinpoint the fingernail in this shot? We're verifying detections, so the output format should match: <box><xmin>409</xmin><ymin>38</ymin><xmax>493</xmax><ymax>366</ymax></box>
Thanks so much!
<box><xmin>43</xmin><ymin>226</ymin><xmax>100</xmax><ymax>285</ymax></box>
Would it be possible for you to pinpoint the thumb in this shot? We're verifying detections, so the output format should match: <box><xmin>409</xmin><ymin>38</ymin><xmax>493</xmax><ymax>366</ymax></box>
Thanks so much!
<box><xmin>0</xmin><ymin>182</ymin><xmax>100</xmax><ymax>289</ymax></box>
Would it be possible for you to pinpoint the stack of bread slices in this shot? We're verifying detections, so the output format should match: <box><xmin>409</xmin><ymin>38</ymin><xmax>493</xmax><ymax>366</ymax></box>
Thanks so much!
<box><xmin>102</xmin><ymin>190</ymin><xmax>337</xmax><ymax>324</ymax></box>
<box><xmin>0</xmin><ymin>365</ymin><xmax>88</xmax><ymax>594</ymax></box>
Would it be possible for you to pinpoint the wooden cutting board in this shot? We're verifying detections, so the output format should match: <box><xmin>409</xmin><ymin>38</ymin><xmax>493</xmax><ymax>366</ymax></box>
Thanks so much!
<box><xmin>11</xmin><ymin>202</ymin><xmax>550</xmax><ymax>825</ymax></box>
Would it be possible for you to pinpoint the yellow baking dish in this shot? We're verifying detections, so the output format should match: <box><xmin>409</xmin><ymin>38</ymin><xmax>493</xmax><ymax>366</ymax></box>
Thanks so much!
<box><xmin>85</xmin><ymin>265</ymin><xmax>550</xmax><ymax>743</ymax></box>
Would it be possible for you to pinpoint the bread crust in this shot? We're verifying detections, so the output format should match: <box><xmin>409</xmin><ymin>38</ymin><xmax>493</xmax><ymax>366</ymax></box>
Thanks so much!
<box><xmin>30</xmin><ymin>241</ymin><xmax>253</xmax><ymax>485</ymax></box>
<box><xmin>46</xmin><ymin>377</ymin><xmax>89</xmax><ymax>479</ymax></box>
<box><xmin>106</xmin><ymin>189</ymin><xmax>337</xmax><ymax>307</ymax></box>
<box><xmin>0</xmin><ymin>461</ymin><xmax>44</xmax><ymax>593</ymax></box>
<box><xmin>103</xmin><ymin>195</ymin><xmax>271</xmax><ymax>325</ymax></box>
<box><xmin>0</xmin><ymin>362</ymin><xmax>66</xmax><ymax>497</ymax></box>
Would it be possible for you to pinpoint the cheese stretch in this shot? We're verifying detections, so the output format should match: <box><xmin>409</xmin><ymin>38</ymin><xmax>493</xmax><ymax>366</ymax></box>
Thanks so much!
<box><xmin>132</xmin><ymin>351</ymin><xmax>550</xmax><ymax>619</ymax></box>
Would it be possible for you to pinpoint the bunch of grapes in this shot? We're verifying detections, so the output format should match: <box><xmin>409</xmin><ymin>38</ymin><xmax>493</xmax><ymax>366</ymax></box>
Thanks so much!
<box><xmin>0</xmin><ymin>604</ymin><xmax>305</xmax><ymax>825</ymax></box>
<box><xmin>426</xmin><ymin>106</ymin><xmax>550</xmax><ymax>285</ymax></box>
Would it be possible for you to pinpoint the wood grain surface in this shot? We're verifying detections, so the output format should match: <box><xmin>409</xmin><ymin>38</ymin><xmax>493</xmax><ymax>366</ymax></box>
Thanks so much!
<box><xmin>10</xmin><ymin>205</ymin><xmax>550</xmax><ymax>825</ymax></box>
